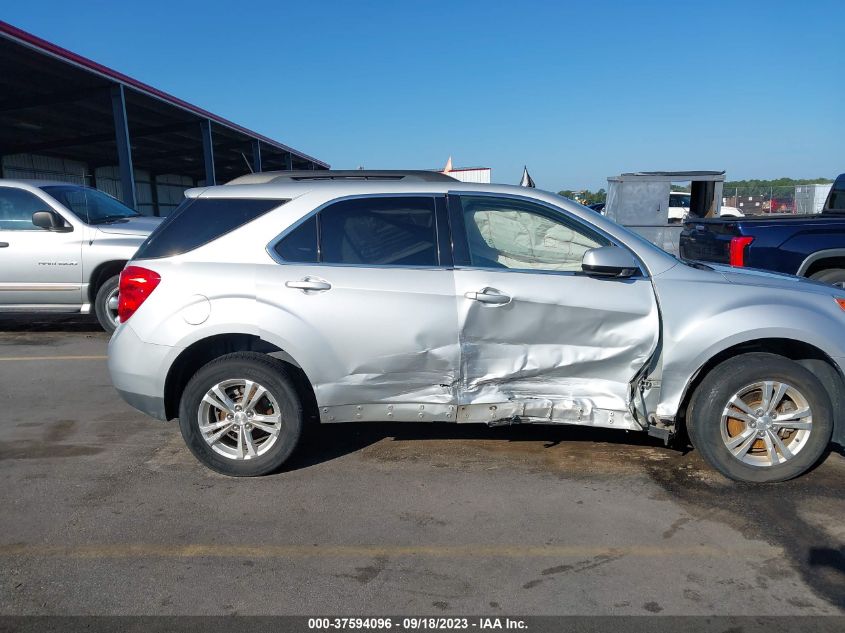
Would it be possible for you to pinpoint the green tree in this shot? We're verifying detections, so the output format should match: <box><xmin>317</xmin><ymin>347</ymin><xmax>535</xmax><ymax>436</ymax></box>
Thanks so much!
<box><xmin>558</xmin><ymin>188</ymin><xmax>606</xmax><ymax>204</ymax></box>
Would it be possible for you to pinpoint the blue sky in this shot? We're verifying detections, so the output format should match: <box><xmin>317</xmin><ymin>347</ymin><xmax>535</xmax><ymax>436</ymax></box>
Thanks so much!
<box><xmin>4</xmin><ymin>1</ymin><xmax>842</xmax><ymax>190</ymax></box>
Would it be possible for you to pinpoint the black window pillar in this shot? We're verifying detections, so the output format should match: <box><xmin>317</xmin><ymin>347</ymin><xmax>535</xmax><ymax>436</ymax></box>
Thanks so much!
<box><xmin>110</xmin><ymin>84</ymin><xmax>137</xmax><ymax>209</ymax></box>
<box><xmin>200</xmin><ymin>119</ymin><xmax>216</xmax><ymax>185</ymax></box>
<box><xmin>252</xmin><ymin>139</ymin><xmax>262</xmax><ymax>173</ymax></box>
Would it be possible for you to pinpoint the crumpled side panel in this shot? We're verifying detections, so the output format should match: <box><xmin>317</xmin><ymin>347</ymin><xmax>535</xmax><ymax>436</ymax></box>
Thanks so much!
<box><xmin>318</xmin><ymin>343</ymin><xmax>459</xmax><ymax>404</ymax></box>
<box><xmin>454</xmin><ymin>270</ymin><xmax>660</xmax><ymax>420</ymax></box>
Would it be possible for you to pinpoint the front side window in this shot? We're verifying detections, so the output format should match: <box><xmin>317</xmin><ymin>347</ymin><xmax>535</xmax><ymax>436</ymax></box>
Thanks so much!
<box><xmin>319</xmin><ymin>197</ymin><xmax>438</xmax><ymax>266</ymax></box>
<box><xmin>41</xmin><ymin>185</ymin><xmax>139</xmax><ymax>224</ymax></box>
<box><xmin>458</xmin><ymin>196</ymin><xmax>608</xmax><ymax>272</ymax></box>
<box><xmin>0</xmin><ymin>187</ymin><xmax>47</xmax><ymax>230</ymax></box>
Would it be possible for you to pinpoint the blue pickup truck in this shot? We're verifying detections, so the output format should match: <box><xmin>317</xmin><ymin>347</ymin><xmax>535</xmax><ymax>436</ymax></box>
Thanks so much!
<box><xmin>679</xmin><ymin>174</ymin><xmax>845</xmax><ymax>287</ymax></box>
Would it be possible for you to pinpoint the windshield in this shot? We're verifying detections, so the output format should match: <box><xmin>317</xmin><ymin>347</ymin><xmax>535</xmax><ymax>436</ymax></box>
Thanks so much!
<box><xmin>41</xmin><ymin>185</ymin><xmax>140</xmax><ymax>224</ymax></box>
<box><xmin>670</xmin><ymin>193</ymin><xmax>691</xmax><ymax>208</ymax></box>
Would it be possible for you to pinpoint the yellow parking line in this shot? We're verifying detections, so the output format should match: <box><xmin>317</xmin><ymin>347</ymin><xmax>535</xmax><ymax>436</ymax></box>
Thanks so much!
<box><xmin>0</xmin><ymin>543</ymin><xmax>780</xmax><ymax>559</ymax></box>
<box><xmin>0</xmin><ymin>355</ymin><xmax>107</xmax><ymax>361</ymax></box>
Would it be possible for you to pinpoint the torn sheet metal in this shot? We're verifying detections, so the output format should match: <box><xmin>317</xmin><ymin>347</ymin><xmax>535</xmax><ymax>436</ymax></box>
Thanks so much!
<box><xmin>257</xmin><ymin>255</ymin><xmax>659</xmax><ymax>430</ymax></box>
<box><xmin>453</xmin><ymin>267</ymin><xmax>660</xmax><ymax>429</ymax></box>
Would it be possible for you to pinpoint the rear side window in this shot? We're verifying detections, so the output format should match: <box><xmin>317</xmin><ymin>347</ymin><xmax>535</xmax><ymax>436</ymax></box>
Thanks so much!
<box><xmin>135</xmin><ymin>198</ymin><xmax>285</xmax><ymax>259</ymax></box>
<box><xmin>274</xmin><ymin>215</ymin><xmax>318</xmax><ymax>263</ymax></box>
<box><xmin>319</xmin><ymin>197</ymin><xmax>437</xmax><ymax>266</ymax></box>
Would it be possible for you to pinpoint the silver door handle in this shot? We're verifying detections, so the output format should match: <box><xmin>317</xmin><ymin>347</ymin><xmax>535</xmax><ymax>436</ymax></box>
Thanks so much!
<box><xmin>465</xmin><ymin>290</ymin><xmax>511</xmax><ymax>305</ymax></box>
<box><xmin>286</xmin><ymin>279</ymin><xmax>331</xmax><ymax>292</ymax></box>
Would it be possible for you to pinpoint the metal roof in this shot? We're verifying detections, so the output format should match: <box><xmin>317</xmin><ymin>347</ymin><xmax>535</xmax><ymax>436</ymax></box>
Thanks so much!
<box><xmin>609</xmin><ymin>171</ymin><xmax>726</xmax><ymax>183</ymax></box>
<box><xmin>0</xmin><ymin>20</ymin><xmax>328</xmax><ymax>169</ymax></box>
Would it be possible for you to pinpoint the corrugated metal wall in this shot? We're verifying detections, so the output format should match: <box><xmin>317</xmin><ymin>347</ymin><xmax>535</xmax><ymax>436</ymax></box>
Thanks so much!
<box><xmin>1</xmin><ymin>153</ymin><xmax>194</xmax><ymax>216</ymax></box>
<box><xmin>448</xmin><ymin>168</ymin><xmax>491</xmax><ymax>183</ymax></box>
<box><xmin>155</xmin><ymin>174</ymin><xmax>194</xmax><ymax>216</ymax></box>
<box><xmin>794</xmin><ymin>184</ymin><xmax>833</xmax><ymax>215</ymax></box>
<box><xmin>1</xmin><ymin>154</ymin><xmax>88</xmax><ymax>184</ymax></box>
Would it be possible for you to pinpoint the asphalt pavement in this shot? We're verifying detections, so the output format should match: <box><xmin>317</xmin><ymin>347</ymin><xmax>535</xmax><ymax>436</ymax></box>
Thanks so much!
<box><xmin>0</xmin><ymin>314</ymin><xmax>843</xmax><ymax>616</ymax></box>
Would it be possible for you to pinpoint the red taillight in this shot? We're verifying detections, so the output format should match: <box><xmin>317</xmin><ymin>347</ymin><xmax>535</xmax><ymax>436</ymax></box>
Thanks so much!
<box><xmin>118</xmin><ymin>266</ymin><xmax>161</xmax><ymax>323</ymax></box>
<box><xmin>729</xmin><ymin>236</ymin><xmax>754</xmax><ymax>267</ymax></box>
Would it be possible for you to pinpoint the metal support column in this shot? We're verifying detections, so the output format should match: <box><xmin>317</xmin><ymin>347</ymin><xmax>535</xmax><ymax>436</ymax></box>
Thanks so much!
<box><xmin>285</xmin><ymin>152</ymin><xmax>293</xmax><ymax>171</ymax></box>
<box><xmin>200</xmin><ymin>119</ymin><xmax>216</xmax><ymax>185</ymax></box>
<box><xmin>110</xmin><ymin>84</ymin><xmax>137</xmax><ymax>209</ymax></box>
<box><xmin>252</xmin><ymin>139</ymin><xmax>262</xmax><ymax>173</ymax></box>
<box><xmin>150</xmin><ymin>174</ymin><xmax>160</xmax><ymax>217</ymax></box>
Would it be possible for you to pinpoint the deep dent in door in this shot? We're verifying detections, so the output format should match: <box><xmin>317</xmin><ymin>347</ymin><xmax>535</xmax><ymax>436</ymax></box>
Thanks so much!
<box><xmin>314</xmin><ymin>293</ymin><xmax>660</xmax><ymax>428</ymax></box>
<box><xmin>455</xmin><ymin>283</ymin><xmax>661</xmax><ymax>430</ymax></box>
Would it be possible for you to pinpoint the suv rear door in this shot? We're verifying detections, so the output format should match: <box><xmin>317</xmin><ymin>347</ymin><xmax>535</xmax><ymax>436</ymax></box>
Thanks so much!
<box><xmin>448</xmin><ymin>193</ymin><xmax>660</xmax><ymax>427</ymax></box>
<box><xmin>263</xmin><ymin>195</ymin><xmax>459</xmax><ymax>422</ymax></box>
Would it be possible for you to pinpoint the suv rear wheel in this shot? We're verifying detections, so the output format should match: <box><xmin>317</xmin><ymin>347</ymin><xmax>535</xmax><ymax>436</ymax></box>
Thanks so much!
<box><xmin>178</xmin><ymin>352</ymin><xmax>304</xmax><ymax>476</ymax></box>
<box><xmin>809</xmin><ymin>268</ymin><xmax>845</xmax><ymax>289</ymax></box>
<box><xmin>687</xmin><ymin>353</ymin><xmax>833</xmax><ymax>483</ymax></box>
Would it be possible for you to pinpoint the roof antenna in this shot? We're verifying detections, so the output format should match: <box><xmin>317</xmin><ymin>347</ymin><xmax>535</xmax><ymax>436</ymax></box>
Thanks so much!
<box><xmin>241</xmin><ymin>152</ymin><xmax>254</xmax><ymax>173</ymax></box>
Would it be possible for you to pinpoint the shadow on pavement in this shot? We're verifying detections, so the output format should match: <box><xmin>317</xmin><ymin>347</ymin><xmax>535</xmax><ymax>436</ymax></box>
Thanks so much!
<box><xmin>285</xmin><ymin>421</ymin><xmax>669</xmax><ymax>472</ymax></box>
<box><xmin>0</xmin><ymin>312</ymin><xmax>103</xmax><ymax>333</ymax></box>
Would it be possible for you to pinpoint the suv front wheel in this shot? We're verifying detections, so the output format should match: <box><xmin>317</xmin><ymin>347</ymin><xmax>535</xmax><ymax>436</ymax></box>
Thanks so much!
<box><xmin>178</xmin><ymin>352</ymin><xmax>304</xmax><ymax>476</ymax></box>
<box><xmin>687</xmin><ymin>353</ymin><xmax>833</xmax><ymax>483</ymax></box>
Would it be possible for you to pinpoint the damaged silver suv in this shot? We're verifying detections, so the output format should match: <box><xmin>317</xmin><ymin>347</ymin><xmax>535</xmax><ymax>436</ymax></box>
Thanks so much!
<box><xmin>108</xmin><ymin>170</ymin><xmax>845</xmax><ymax>481</ymax></box>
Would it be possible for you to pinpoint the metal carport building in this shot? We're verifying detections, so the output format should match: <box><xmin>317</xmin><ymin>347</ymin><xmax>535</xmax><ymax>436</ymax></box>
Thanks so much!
<box><xmin>0</xmin><ymin>21</ymin><xmax>328</xmax><ymax>216</ymax></box>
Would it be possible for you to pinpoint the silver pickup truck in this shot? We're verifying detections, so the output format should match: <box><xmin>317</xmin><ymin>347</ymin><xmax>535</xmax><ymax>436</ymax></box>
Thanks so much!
<box><xmin>0</xmin><ymin>179</ymin><xmax>161</xmax><ymax>332</ymax></box>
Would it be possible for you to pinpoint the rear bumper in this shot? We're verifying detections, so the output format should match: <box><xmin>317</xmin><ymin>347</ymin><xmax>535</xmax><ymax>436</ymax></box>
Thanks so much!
<box><xmin>115</xmin><ymin>388</ymin><xmax>167</xmax><ymax>420</ymax></box>
<box><xmin>108</xmin><ymin>322</ymin><xmax>174</xmax><ymax>421</ymax></box>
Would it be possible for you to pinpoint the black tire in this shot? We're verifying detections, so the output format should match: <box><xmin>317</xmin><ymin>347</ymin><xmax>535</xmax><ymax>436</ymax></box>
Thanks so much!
<box><xmin>687</xmin><ymin>353</ymin><xmax>833</xmax><ymax>483</ymax></box>
<box><xmin>94</xmin><ymin>274</ymin><xmax>120</xmax><ymax>334</ymax></box>
<box><xmin>809</xmin><ymin>268</ymin><xmax>845</xmax><ymax>288</ymax></box>
<box><xmin>178</xmin><ymin>352</ymin><xmax>304</xmax><ymax>476</ymax></box>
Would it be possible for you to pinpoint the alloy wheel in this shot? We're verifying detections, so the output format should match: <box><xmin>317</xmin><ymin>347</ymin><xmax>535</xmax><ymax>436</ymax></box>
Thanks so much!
<box><xmin>720</xmin><ymin>380</ymin><xmax>812</xmax><ymax>468</ymax></box>
<box><xmin>197</xmin><ymin>379</ymin><xmax>283</xmax><ymax>460</ymax></box>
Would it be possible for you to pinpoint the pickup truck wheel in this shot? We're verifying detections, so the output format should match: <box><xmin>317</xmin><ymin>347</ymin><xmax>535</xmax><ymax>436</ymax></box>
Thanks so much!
<box><xmin>94</xmin><ymin>274</ymin><xmax>120</xmax><ymax>334</ymax></box>
<box><xmin>178</xmin><ymin>352</ymin><xmax>304</xmax><ymax>476</ymax></box>
<box><xmin>809</xmin><ymin>268</ymin><xmax>845</xmax><ymax>289</ymax></box>
<box><xmin>687</xmin><ymin>353</ymin><xmax>832</xmax><ymax>483</ymax></box>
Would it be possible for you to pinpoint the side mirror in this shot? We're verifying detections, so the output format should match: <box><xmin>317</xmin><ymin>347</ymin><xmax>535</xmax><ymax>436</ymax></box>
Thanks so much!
<box><xmin>32</xmin><ymin>210</ymin><xmax>72</xmax><ymax>232</ymax></box>
<box><xmin>582</xmin><ymin>246</ymin><xmax>640</xmax><ymax>278</ymax></box>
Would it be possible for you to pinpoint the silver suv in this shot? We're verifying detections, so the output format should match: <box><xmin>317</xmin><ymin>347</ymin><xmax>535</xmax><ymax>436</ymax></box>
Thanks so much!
<box><xmin>0</xmin><ymin>180</ymin><xmax>161</xmax><ymax>331</ymax></box>
<box><xmin>108</xmin><ymin>171</ymin><xmax>845</xmax><ymax>482</ymax></box>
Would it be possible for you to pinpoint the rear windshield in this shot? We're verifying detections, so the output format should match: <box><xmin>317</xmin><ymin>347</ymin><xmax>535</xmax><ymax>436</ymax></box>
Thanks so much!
<box><xmin>824</xmin><ymin>176</ymin><xmax>845</xmax><ymax>212</ymax></box>
<box><xmin>134</xmin><ymin>198</ymin><xmax>285</xmax><ymax>260</ymax></box>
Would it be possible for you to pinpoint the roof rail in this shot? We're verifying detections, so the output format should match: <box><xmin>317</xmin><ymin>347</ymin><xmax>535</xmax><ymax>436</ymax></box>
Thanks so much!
<box><xmin>226</xmin><ymin>170</ymin><xmax>457</xmax><ymax>185</ymax></box>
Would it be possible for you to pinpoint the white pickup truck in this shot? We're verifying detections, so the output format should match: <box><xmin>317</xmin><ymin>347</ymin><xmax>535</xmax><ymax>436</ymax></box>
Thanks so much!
<box><xmin>0</xmin><ymin>179</ymin><xmax>161</xmax><ymax>332</ymax></box>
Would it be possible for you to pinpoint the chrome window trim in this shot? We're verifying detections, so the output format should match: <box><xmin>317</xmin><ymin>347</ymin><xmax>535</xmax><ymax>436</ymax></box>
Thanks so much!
<box><xmin>265</xmin><ymin>193</ymin><xmax>450</xmax><ymax>271</ymax></box>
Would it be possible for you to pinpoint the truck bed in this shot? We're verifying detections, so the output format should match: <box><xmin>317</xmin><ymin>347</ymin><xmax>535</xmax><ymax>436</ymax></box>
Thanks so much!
<box><xmin>680</xmin><ymin>213</ymin><xmax>845</xmax><ymax>273</ymax></box>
